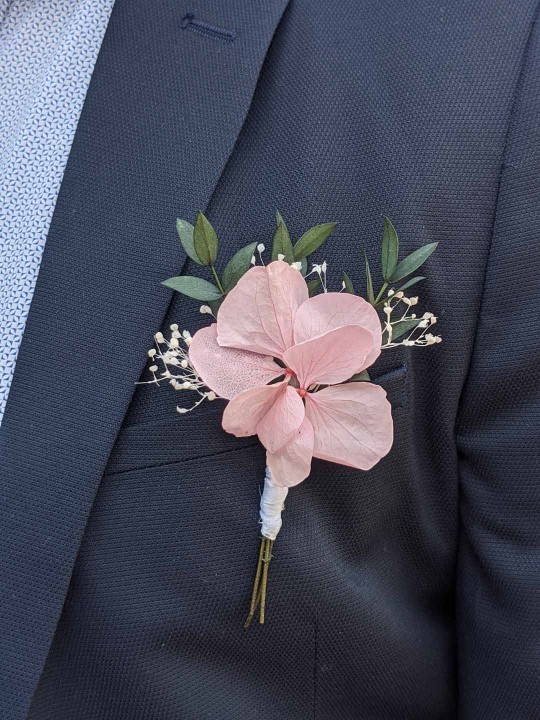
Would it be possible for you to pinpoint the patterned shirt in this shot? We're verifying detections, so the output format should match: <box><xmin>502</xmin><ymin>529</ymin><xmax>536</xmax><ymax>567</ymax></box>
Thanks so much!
<box><xmin>0</xmin><ymin>0</ymin><xmax>115</xmax><ymax>424</ymax></box>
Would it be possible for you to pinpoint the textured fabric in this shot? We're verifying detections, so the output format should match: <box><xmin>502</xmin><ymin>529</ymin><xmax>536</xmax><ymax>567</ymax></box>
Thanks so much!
<box><xmin>0</xmin><ymin>1</ymin><xmax>290</xmax><ymax>717</ymax></box>
<box><xmin>455</xmin><ymin>11</ymin><xmax>540</xmax><ymax>718</ymax></box>
<box><xmin>0</xmin><ymin>0</ymin><xmax>115</xmax><ymax>424</ymax></box>
<box><xmin>1</xmin><ymin>0</ymin><xmax>539</xmax><ymax>717</ymax></box>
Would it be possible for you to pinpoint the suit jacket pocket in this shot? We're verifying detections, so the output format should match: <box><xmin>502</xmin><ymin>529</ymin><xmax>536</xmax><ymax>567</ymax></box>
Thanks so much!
<box><xmin>106</xmin><ymin>363</ymin><xmax>409</xmax><ymax>476</ymax></box>
<box><xmin>372</xmin><ymin>362</ymin><xmax>408</xmax><ymax>410</ymax></box>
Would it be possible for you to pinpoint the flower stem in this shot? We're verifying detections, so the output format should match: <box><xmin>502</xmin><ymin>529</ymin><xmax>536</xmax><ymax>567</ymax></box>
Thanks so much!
<box><xmin>259</xmin><ymin>539</ymin><xmax>273</xmax><ymax>624</ymax></box>
<box><xmin>243</xmin><ymin>537</ymin><xmax>274</xmax><ymax>628</ymax></box>
<box><xmin>243</xmin><ymin>538</ymin><xmax>265</xmax><ymax>629</ymax></box>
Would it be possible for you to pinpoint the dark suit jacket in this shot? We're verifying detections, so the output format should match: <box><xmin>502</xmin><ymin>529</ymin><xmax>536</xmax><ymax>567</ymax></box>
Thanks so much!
<box><xmin>2</xmin><ymin>0</ymin><xmax>539</xmax><ymax>717</ymax></box>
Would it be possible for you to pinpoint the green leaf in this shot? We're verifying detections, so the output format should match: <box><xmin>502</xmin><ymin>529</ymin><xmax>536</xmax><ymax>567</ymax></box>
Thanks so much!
<box><xmin>388</xmin><ymin>317</ymin><xmax>421</xmax><ymax>341</ymax></box>
<box><xmin>342</xmin><ymin>271</ymin><xmax>355</xmax><ymax>294</ymax></box>
<box><xmin>193</xmin><ymin>211</ymin><xmax>219</xmax><ymax>266</ymax></box>
<box><xmin>300</xmin><ymin>257</ymin><xmax>308</xmax><ymax>275</ymax></box>
<box><xmin>381</xmin><ymin>217</ymin><xmax>399</xmax><ymax>280</ymax></box>
<box><xmin>272</xmin><ymin>222</ymin><xmax>294</xmax><ymax>263</ymax></box>
<box><xmin>222</xmin><ymin>242</ymin><xmax>258</xmax><ymax>292</ymax></box>
<box><xmin>389</xmin><ymin>242</ymin><xmax>438</xmax><ymax>283</ymax></box>
<box><xmin>293</xmin><ymin>222</ymin><xmax>336</xmax><ymax>260</ymax></box>
<box><xmin>394</xmin><ymin>275</ymin><xmax>425</xmax><ymax>293</ymax></box>
<box><xmin>176</xmin><ymin>219</ymin><xmax>204</xmax><ymax>266</ymax></box>
<box><xmin>209</xmin><ymin>297</ymin><xmax>223</xmax><ymax>316</ymax></box>
<box><xmin>307</xmin><ymin>278</ymin><xmax>322</xmax><ymax>296</ymax></box>
<box><xmin>348</xmin><ymin>370</ymin><xmax>371</xmax><ymax>382</ymax></box>
<box><xmin>275</xmin><ymin>210</ymin><xmax>288</xmax><ymax>230</ymax></box>
<box><xmin>161</xmin><ymin>275</ymin><xmax>222</xmax><ymax>301</ymax></box>
<box><xmin>363</xmin><ymin>251</ymin><xmax>375</xmax><ymax>305</ymax></box>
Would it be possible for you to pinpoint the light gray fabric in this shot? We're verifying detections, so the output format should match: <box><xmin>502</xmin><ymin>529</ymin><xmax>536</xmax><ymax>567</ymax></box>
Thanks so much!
<box><xmin>0</xmin><ymin>0</ymin><xmax>114</xmax><ymax>423</ymax></box>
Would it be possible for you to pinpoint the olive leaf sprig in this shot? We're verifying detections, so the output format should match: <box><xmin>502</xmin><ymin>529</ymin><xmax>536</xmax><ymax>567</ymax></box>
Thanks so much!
<box><xmin>340</xmin><ymin>217</ymin><xmax>439</xmax><ymax>345</ymax></box>
<box><xmin>162</xmin><ymin>210</ymin><xmax>336</xmax><ymax>310</ymax></box>
<box><xmin>341</xmin><ymin>217</ymin><xmax>438</xmax><ymax>309</ymax></box>
<box><xmin>162</xmin><ymin>212</ymin><xmax>439</xmax><ymax>349</ymax></box>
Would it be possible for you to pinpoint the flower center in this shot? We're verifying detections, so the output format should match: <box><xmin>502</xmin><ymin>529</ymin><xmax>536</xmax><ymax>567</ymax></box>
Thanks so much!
<box><xmin>284</xmin><ymin>368</ymin><xmax>307</xmax><ymax>396</ymax></box>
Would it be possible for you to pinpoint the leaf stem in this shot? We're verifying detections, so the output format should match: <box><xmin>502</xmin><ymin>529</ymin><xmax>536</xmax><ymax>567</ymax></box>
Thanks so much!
<box><xmin>374</xmin><ymin>281</ymin><xmax>388</xmax><ymax>306</ymax></box>
<box><xmin>210</xmin><ymin>264</ymin><xmax>225</xmax><ymax>295</ymax></box>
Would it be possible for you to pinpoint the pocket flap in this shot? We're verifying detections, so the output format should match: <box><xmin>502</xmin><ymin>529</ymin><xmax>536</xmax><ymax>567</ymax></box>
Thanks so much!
<box><xmin>106</xmin><ymin>364</ymin><xmax>408</xmax><ymax>476</ymax></box>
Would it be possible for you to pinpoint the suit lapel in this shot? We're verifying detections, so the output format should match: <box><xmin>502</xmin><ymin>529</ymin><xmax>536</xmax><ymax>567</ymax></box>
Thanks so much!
<box><xmin>0</xmin><ymin>0</ymin><xmax>289</xmax><ymax>715</ymax></box>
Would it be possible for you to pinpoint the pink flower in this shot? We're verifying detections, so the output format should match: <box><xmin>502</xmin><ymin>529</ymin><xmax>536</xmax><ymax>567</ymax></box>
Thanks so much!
<box><xmin>189</xmin><ymin>261</ymin><xmax>393</xmax><ymax>486</ymax></box>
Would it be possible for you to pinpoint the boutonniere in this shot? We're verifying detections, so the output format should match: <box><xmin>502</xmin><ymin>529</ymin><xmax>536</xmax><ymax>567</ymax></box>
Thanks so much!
<box><xmin>145</xmin><ymin>212</ymin><xmax>441</xmax><ymax>627</ymax></box>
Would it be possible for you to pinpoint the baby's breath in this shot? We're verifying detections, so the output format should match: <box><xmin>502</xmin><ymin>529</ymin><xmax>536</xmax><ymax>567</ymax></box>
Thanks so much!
<box><xmin>138</xmin><ymin>325</ymin><xmax>217</xmax><ymax>413</ymax></box>
<box><xmin>381</xmin><ymin>290</ymin><xmax>442</xmax><ymax>348</ymax></box>
<box><xmin>305</xmin><ymin>261</ymin><xmax>328</xmax><ymax>292</ymax></box>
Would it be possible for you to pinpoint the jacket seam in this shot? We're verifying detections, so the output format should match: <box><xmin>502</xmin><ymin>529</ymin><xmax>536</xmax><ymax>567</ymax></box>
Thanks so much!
<box><xmin>104</xmin><ymin>439</ymin><xmax>260</xmax><ymax>478</ymax></box>
<box><xmin>456</xmin><ymin>4</ymin><xmax>540</xmax><ymax>426</ymax></box>
<box><xmin>453</xmin><ymin>3</ymin><xmax>540</xmax><ymax>711</ymax></box>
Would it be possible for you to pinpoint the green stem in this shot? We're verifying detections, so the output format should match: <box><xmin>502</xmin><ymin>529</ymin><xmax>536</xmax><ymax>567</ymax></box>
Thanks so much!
<box><xmin>210</xmin><ymin>264</ymin><xmax>225</xmax><ymax>294</ymax></box>
<box><xmin>374</xmin><ymin>281</ymin><xmax>388</xmax><ymax>306</ymax></box>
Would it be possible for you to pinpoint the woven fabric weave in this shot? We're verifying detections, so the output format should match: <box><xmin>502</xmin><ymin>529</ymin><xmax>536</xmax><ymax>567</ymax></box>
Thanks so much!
<box><xmin>0</xmin><ymin>0</ymin><xmax>114</xmax><ymax>423</ymax></box>
<box><xmin>1</xmin><ymin>0</ymin><xmax>539</xmax><ymax>718</ymax></box>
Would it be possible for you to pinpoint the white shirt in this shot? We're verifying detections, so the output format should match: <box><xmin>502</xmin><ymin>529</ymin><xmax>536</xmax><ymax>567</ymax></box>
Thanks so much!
<box><xmin>0</xmin><ymin>0</ymin><xmax>115</xmax><ymax>424</ymax></box>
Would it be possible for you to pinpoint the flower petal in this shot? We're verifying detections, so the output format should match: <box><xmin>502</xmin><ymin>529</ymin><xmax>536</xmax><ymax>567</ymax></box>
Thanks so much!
<box><xmin>266</xmin><ymin>417</ymin><xmax>314</xmax><ymax>487</ymax></box>
<box><xmin>294</xmin><ymin>293</ymin><xmax>382</xmax><ymax>368</ymax></box>
<box><xmin>189</xmin><ymin>324</ymin><xmax>282</xmax><ymax>400</ymax></box>
<box><xmin>217</xmin><ymin>261</ymin><xmax>308</xmax><ymax>358</ymax></box>
<box><xmin>283</xmin><ymin>325</ymin><xmax>374</xmax><ymax>388</ymax></box>
<box><xmin>222</xmin><ymin>380</ymin><xmax>304</xmax><ymax>453</ymax></box>
<box><xmin>256</xmin><ymin>384</ymin><xmax>305</xmax><ymax>453</ymax></box>
<box><xmin>304</xmin><ymin>383</ymin><xmax>393</xmax><ymax>470</ymax></box>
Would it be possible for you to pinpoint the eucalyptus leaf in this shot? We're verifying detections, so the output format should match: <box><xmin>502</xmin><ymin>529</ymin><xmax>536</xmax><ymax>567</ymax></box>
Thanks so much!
<box><xmin>348</xmin><ymin>370</ymin><xmax>371</xmax><ymax>382</ymax></box>
<box><xmin>272</xmin><ymin>221</ymin><xmax>294</xmax><ymax>263</ymax></box>
<box><xmin>364</xmin><ymin>251</ymin><xmax>375</xmax><ymax>305</ymax></box>
<box><xmin>222</xmin><ymin>242</ymin><xmax>258</xmax><ymax>292</ymax></box>
<box><xmin>193</xmin><ymin>211</ymin><xmax>218</xmax><ymax>266</ymax></box>
<box><xmin>394</xmin><ymin>275</ymin><xmax>426</xmax><ymax>293</ymax></box>
<box><xmin>307</xmin><ymin>278</ymin><xmax>322</xmax><ymax>296</ymax></box>
<box><xmin>381</xmin><ymin>217</ymin><xmax>399</xmax><ymax>280</ymax></box>
<box><xmin>389</xmin><ymin>242</ymin><xmax>438</xmax><ymax>283</ymax></box>
<box><xmin>342</xmin><ymin>271</ymin><xmax>355</xmax><ymax>294</ymax></box>
<box><xmin>293</xmin><ymin>222</ymin><xmax>336</xmax><ymax>260</ymax></box>
<box><xmin>388</xmin><ymin>317</ymin><xmax>421</xmax><ymax>341</ymax></box>
<box><xmin>161</xmin><ymin>275</ymin><xmax>222</xmax><ymax>301</ymax></box>
<box><xmin>176</xmin><ymin>219</ymin><xmax>204</xmax><ymax>265</ymax></box>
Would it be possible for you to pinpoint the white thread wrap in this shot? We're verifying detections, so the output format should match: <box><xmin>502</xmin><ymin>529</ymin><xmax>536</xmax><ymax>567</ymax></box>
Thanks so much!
<box><xmin>259</xmin><ymin>466</ymin><xmax>288</xmax><ymax>541</ymax></box>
